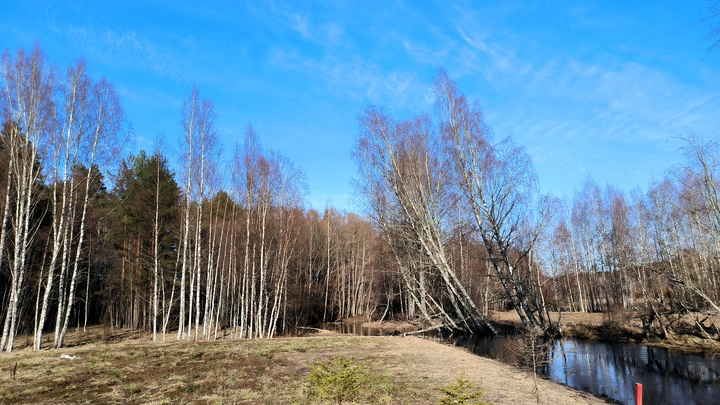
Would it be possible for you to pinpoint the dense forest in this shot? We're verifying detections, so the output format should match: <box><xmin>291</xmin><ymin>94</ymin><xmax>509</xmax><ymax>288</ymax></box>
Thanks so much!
<box><xmin>1</xmin><ymin>46</ymin><xmax>719</xmax><ymax>353</ymax></box>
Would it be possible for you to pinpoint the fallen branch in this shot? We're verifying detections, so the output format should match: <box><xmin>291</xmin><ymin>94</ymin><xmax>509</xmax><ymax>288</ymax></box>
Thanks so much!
<box><xmin>297</xmin><ymin>326</ymin><xmax>331</xmax><ymax>333</ymax></box>
<box><xmin>404</xmin><ymin>324</ymin><xmax>447</xmax><ymax>336</ymax></box>
<box><xmin>693</xmin><ymin>318</ymin><xmax>720</xmax><ymax>346</ymax></box>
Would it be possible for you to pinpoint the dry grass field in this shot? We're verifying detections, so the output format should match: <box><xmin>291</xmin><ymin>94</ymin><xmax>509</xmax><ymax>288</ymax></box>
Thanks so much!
<box><xmin>0</xmin><ymin>327</ymin><xmax>612</xmax><ymax>404</ymax></box>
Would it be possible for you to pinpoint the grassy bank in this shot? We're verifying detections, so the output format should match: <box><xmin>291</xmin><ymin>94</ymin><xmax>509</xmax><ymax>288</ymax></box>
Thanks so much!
<box><xmin>0</xmin><ymin>328</ymin><xmax>609</xmax><ymax>404</ymax></box>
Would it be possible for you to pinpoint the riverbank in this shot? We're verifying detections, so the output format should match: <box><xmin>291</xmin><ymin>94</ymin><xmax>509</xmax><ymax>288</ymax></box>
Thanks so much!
<box><xmin>491</xmin><ymin>311</ymin><xmax>720</xmax><ymax>355</ymax></box>
<box><xmin>0</xmin><ymin>327</ymin><xmax>612</xmax><ymax>404</ymax></box>
<box><xmin>345</xmin><ymin>310</ymin><xmax>720</xmax><ymax>354</ymax></box>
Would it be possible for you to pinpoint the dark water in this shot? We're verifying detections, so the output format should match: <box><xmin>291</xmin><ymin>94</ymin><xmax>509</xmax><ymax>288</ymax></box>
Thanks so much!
<box><xmin>326</xmin><ymin>323</ymin><xmax>720</xmax><ymax>405</ymax></box>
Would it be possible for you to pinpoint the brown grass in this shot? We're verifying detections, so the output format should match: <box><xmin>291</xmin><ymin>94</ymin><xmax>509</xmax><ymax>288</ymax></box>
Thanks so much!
<box><xmin>0</xmin><ymin>326</ymin><xmax>612</xmax><ymax>405</ymax></box>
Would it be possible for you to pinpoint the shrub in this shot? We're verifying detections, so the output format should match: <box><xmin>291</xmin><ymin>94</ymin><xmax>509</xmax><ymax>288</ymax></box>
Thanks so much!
<box><xmin>306</xmin><ymin>355</ymin><xmax>392</xmax><ymax>404</ymax></box>
<box><xmin>436</xmin><ymin>375</ymin><xmax>490</xmax><ymax>405</ymax></box>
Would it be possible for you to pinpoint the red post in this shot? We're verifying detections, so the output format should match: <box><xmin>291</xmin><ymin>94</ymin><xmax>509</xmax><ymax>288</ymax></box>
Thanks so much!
<box><xmin>634</xmin><ymin>383</ymin><xmax>642</xmax><ymax>405</ymax></box>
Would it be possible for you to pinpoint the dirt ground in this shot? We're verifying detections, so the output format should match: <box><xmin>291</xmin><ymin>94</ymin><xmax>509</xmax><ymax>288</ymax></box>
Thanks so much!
<box><xmin>361</xmin><ymin>320</ymin><xmax>418</xmax><ymax>333</ymax></box>
<box><xmin>487</xmin><ymin>311</ymin><xmax>613</xmax><ymax>337</ymax></box>
<box><xmin>355</xmin><ymin>311</ymin><xmax>615</xmax><ymax>337</ymax></box>
<box><xmin>383</xmin><ymin>335</ymin><xmax>610</xmax><ymax>405</ymax></box>
<box><xmin>489</xmin><ymin>310</ymin><xmax>614</xmax><ymax>328</ymax></box>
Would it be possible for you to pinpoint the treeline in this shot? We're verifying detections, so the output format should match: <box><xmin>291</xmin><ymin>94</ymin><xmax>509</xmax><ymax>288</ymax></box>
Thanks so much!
<box><xmin>547</xmin><ymin>135</ymin><xmax>720</xmax><ymax>338</ymax></box>
<box><xmin>353</xmin><ymin>69</ymin><xmax>720</xmax><ymax>339</ymax></box>
<box><xmin>1</xmin><ymin>46</ymin><xmax>719</xmax><ymax>353</ymax></box>
<box><xmin>0</xmin><ymin>46</ymin><xmax>390</xmax><ymax>352</ymax></box>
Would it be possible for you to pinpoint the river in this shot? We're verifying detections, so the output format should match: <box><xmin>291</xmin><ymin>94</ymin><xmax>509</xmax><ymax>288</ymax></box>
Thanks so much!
<box><xmin>326</xmin><ymin>323</ymin><xmax>720</xmax><ymax>405</ymax></box>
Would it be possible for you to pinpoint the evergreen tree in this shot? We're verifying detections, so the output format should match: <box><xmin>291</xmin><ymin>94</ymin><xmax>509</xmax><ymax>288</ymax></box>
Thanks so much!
<box><xmin>105</xmin><ymin>151</ymin><xmax>180</xmax><ymax>332</ymax></box>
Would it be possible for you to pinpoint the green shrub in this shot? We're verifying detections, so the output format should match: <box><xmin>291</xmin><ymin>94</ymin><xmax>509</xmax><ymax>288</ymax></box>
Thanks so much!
<box><xmin>436</xmin><ymin>375</ymin><xmax>490</xmax><ymax>405</ymax></box>
<box><xmin>306</xmin><ymin>355</ymin><xmax>392</xmax><ymax>404</ymax></box>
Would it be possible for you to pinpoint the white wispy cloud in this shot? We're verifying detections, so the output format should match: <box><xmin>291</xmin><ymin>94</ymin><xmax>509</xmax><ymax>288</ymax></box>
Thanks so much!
<box><xmin>50</xmin><ymin>18</ymin><xmax>197</xmax><ymax>81</ymax></box>
<box><xmin>269</xmin><ymin>47</ymin><xmax>428</xmax><ymax>109</ymax></box>
<box><xmin>402</xmin><ymin>40</ymin><xmax>450</xmax><ymax>66</ymax></box>
<box><xmin>289</xmin><ymin>13</ymin><xmax>344</xmax><ymax>46</ymax></box>
<box><xmin>484</xmin><ymin>52</ymin><xmax>720</xmax><ymax>194</ymax></box>
<box><xmin>455</xmin><ymin>26</ymin><xmax>516</xmax><ymax>73</ymax></box>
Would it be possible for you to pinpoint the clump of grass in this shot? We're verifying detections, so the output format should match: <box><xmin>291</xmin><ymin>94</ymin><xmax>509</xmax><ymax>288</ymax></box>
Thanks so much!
<box><xmin>436</xmin><ymin>375</ymin><xmax>490</xmax><ymax>405</ymax></box>
<box><xmin>123</xmin><ymin>383</ymin><xmax>142</xmax><ymax>395</ymax></box>
<box><xmin>306</xmin><ymin>355</ymin><xmax>393</xmax><ymax>404</ymax></box>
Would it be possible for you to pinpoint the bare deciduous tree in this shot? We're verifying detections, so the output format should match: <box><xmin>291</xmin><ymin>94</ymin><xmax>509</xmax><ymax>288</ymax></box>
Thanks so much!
<box><xmin>435</xmin><ymin>70</ymin><xmax>556</xmax><ymax>331</ymax></box>
<box><xmin>355</xmin><ymin>104</ymin><xmax>495</xmax><ymax>333</ymax></box>
<box><xmin>51</xmin><ymin>62</ymin><xmax>124</xmax><ymax>349</ymax></box>
<box><xmin>177</xmin><ymin>85</ymin><xmax>218</xmax><ymax>340</ymax></box>
<box><xmin>0</xmin><ymin>46</ymin><xmax>54</xmax><ymax>352</ymax></box>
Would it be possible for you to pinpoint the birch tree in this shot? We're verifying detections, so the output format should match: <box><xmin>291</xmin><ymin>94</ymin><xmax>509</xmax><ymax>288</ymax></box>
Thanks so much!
<box><xmin>24</xmin><ymin>59</ymin><xmax>123</xmax><ymax>349</ymax></box>
<box><xmin>434</xmin><ymin>70</ymin><xmax>555</xmax><ymax>331</ymax></box>
<box><xmin>0</xmin><ymin>46</ymin><xmax>54</xmax><ymax>352</ymax></box>
<box><xmin>355</xmin><ymin>105</ymin><xmax>495</xmax><ymax>333</ymax></box>
<box><xmin>653</xmin><ymin>134</ymin><xmax>720</xmax><ymax>314</ymax></box>
<box><xmin>230</xmin><ymin>126</ymin><xmax>307</xmax><ymax>338</ymax></box>
<box><xmin>177</xmin><ymin>85</ymin><xmax>218</xmax><ymax>340</ymax></box>
<box><xmin>52</xmin><ymin>66</ymin><xmax>123</xmax><ymax>348</ymax></box>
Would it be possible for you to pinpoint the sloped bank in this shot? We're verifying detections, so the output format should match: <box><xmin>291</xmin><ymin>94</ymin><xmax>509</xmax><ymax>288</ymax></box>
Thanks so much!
<box><xmin>335</xmin><ymin>312</ymin><xmax>720</xmax><ymax>404</ymax></box>
<box><xmin>0</xmin><ymin>328</ymin><xmax>611</xmax><ymax>404</ymax></box>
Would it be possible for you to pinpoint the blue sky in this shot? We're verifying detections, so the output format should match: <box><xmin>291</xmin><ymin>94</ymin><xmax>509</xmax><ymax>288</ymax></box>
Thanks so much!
<box><xmin>4</xmin><ymin>1</ymin><xmax>720</xmax><ymax>212</ymax></box>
